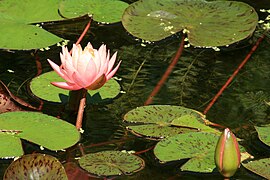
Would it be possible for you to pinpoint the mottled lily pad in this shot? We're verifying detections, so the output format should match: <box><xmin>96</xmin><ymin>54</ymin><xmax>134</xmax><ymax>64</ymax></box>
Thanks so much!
<box><xmin>122</xmin><ymin>0</ymin><xmax>258</xmax><ymax>47</ymax></box>
<box><xmin>0</xmin><ymin>111</ymin><xmax>80</xmax><ymax>158</ymax></box>
<box><xmin>0</xmin><ymin>0</ymin><xmax>65</xmax><ymax>50</ymax></box>
<box><xmin>79</xmin><ymin>151</ymin><xmax>145</xmax><ymax>176</ymax></box>
<box><xmin>154</xmin><ymin>132</ymin><xmax>220</xmax><ymax>172</ymax></box>
<box><xmin>255</xmin><ymin>125</ymin><xmax>270</xmax><ymax>147</ymax></box>
<box><xmin>59</xmin><ymin>0</ymin><xmax>129</xmax><ymax>23</ymax></box>
<box><xmin>29</xmin><ymin>71</ymin><xmax>121</xmax><ymax>105</ymax></box>
<box><xmin>124</xmin><ymin>105</ymin><xmax>217</xmax><ymax>140</ymax></box>
<box><xmin>242</xmin><ymin>158</ymin><xmax>270</xmax><ymax>179</ymax></box>
<box><xmin>4</xmin><ymin>153</ymin><xmax>68</xmax><ymax>180</ymax></box>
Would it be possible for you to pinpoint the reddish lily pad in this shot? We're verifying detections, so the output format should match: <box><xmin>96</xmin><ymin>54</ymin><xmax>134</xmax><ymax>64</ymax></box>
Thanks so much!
<box><xmin>122</xmin><ymin>0</ymin><xmax>258</xmax><ymax>47</ymax></box>
<box><xmin>79</xmin><ymin>151</ymin><xmax>145</xmax><ymax>176</ymax></box>
<box><xmin>242</xmin><ymin>158</ymin><xmax>270</xmax><ymax>179</ymax></box>
<box><xmin>0</xmin><ymin>80</ymin><xmax>37</xmax><ymax>113</ymax></box>
<box><xmin>4</xmin><ymin>153</ymin><xmax>68</xmax><ymax>179</ymax></box>
<box><xmin>124</xmin><ymin>105</ymin><xmax>217</xmax><ymax>140</ymax></box>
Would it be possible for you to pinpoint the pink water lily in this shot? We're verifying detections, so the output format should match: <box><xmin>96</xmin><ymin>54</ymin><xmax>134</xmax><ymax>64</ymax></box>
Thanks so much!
<box><xmin>47</xmin><ymin>43</ymin><xmax>121</xmax><ymax>90</ymax></box>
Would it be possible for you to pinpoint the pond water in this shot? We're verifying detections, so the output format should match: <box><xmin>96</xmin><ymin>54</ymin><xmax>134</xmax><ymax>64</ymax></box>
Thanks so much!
<box><xmin>1</xmin><ymin>0</ymin><xmax>270</xmax><ymax>179</ymax></box>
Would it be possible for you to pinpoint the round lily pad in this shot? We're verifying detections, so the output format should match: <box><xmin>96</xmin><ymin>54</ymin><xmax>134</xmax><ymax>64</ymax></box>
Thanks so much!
<box><xmin>29</xmin><ymin>71</ymin><xmax>121</xmax><ymax>105</ymax></box>
<box><xmin>122</xmin><ymin>0</ymin><xmax>258</xmax><ymax>47</ymax></box>
<box><xmin>124</xmin><ymin>105</ymin><xmax>217</xmax><ymax>139</ymax></box>
<box><xmin>59</xmin><ymin>0</ymin><xmax>129</xmax><ymax>23</ymax></box>
<box><xmin>4</xmin><ymin>153</ymin><xmax>68</xmax><ymax>180</ymax></box>
<box><xmin>242</xmin><ymin>158</ymin><xmax>270</xmax><ymax>179</ymax></box>
<box><xmin>0</xmin><ymin>111</ymin><xmax>80</xmax><ymax>158</ymax></box>
<box><xmin>0</xmin><ymin>0</ymin><xmax>65</xmax><ymax>50</ymax></box>
<box><xmin>79</xmin><ymin>151</ymin><xmax>145</xmax><ymax>176</ymax></box>
<box><xmin>154</xmin><ymin>132</ymin><xmax>220</xmax><ymax>173</ymax></box>
<box><xmin>255</xmin><ymin>125</ymin><xmax>270</xmax><ymax>147</ymax></box>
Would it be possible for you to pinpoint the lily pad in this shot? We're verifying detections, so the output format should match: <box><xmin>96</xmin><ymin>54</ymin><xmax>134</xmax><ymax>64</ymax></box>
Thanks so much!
<box><xmin>0</xmin><ymin>134</ymin><xmax>23</xmax><ymax>158</ymax></box>
<box><xmin>59</xmin><ymin>0</ymin><xmax>129</xmax><ymax>23</ymax></box>
<box><xmin>154</xmin><ymin>132</ymin><xmax>220</xmax><ymax>173</ymax></box>
<box><xmin>29</xmin><ymin>71</ymin><xmax>121</xmax><ymax>105</ymax></box>
<box><xmin>0</xmin><ymin>0</ymin><xmax>65</xmax><ymax>50</ymax></box>
<box><xmin>255</xmin><ymin>125</ymin><xmax>270</xmax><ymax>147</ymax></box>
<box><xmin>122</xmin><ymin>0</ymin><xmax>258</xmax><ymax>47</ymax></box>
<box><xmin>242</xmin><ymin>158</ymin><xmax>270</xmax><ymax>179</ymax></box>
<box><xmin>4</xmin><ymin>153</ymin><xmax>68</xmax><ymax>180</ymax></box>
<box><xmin>124</xmin><ymin>105</ymin><xmax>217</xmax><ymax>139</ymax></box>
<box><xmin>79</xmin><ymin>151</ymin><xmax>145</xmax><ymax>176</ymax></box>
<box><xmin>0</xmin><ymin>111</ymin><xmax>80</xmax><ymax>158</ymax></box>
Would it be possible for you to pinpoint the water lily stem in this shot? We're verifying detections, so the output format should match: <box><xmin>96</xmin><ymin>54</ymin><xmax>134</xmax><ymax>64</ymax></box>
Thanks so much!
<box><xmin>203</xmin><ymin>34</ymin><xmax>266</xmax><ymax>115</ymax></box>
<box><xmin>75</xmin><ymin>88</ymin><xmax>87</xmax><ymax>130</ymax></box>
<box><xmin>75</xmin><ymin>16</ymin><xmax>92</xmax><ymax>46</ymax></box>
<box><xmin>144</xmin><ymin>35</ymin><xmax>186</xmax><ymax>105</ymax></box>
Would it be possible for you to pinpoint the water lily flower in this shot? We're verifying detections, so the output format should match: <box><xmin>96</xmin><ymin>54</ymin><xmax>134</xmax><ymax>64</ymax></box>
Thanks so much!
<box><xmin>47</xmin><ymin>43</ymin><xmax>121</xmax><ymax>90</ymax></box>
<box><xmin>215</xmin><ymin>128</ymin><xmax>241</xmax><ymax>178</ymax></box>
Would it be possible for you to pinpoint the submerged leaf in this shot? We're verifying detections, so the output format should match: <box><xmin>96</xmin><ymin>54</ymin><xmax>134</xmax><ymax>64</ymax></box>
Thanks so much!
<box><xmin>0</xmin><ymin>80</ymin><xmax>37</xmax><ymax>113</ymax></box>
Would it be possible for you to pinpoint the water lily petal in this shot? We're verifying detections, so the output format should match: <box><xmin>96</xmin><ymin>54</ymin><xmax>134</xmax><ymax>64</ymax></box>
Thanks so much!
<box><xmin>84</xmin><ymin>58</ymin><xmax>98</xmax><ymax>83</ymax></box>
<box><xmin>51</xmin><ymin>82</ymin><xmax>81</xmax><ymax>90</ymax></box>
<box><xmin>106</xmin><ymin>52</ymin><xmax>118</xmax><ymax>75</ymax></box>
<box><xmin>47</xmin><ymin>59</ymin><xmax>68</xmax><ymax>79</ymax></box>
<box><xmin>106</xmin><ymin>60</ymin><xmax>121</xmax><ymax>80</ymax></box>
<box><xmin>72</xmin><ymin>71</ymin><xmax>89</xmax><ymax>88</ymax></box>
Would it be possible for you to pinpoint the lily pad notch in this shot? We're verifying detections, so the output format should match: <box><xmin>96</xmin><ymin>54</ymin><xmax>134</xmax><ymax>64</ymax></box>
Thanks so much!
<box><xmin>122</xmin><ymin>0</ymin><xmax>258</xmax><ymax>47</ymax></box>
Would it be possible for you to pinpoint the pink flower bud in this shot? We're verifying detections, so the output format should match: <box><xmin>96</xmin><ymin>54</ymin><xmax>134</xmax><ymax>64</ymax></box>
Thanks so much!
<box><xmin>215</xmin><ymin>128</ymin><xmax>241</xmax><ymax>178</ymax></box>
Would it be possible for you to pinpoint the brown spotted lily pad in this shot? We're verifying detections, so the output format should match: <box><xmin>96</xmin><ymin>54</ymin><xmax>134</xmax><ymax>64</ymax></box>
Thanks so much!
<box><xmin>4</xmin><ymin>153</ymin><xmax>68</xmax><ymax>179</ymax></box>
<box><xmin>255</xmin><ymin>125</ymin><xmax>270</xmax><ymax>147</ymax></box>
<box><xmin>242</xmin><ymin>158</ymin><xmax>270</xmax><ymax>179</ymax></box>
<box><xmin>79</xmin><ymin>151</ymin><xmax>145</xmax><ymax>177</ymax></box>
<box><xmin>124</xmin><ymin>105</ymin><xmax>218</xmax><ymax>140</ymax></box>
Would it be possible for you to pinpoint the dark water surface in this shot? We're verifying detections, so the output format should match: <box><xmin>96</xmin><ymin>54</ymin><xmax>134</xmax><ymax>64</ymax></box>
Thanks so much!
<box><xmin>1</xmin><ymin>0</ymin><xmax>270</xmax><ymax>179</ymax></box>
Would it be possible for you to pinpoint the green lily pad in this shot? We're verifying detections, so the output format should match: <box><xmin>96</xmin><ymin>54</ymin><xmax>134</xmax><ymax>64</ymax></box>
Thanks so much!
<box><xmin>255</xmin><ymin>125</ymin><xmax>270</xmax><ymax>147</ymax></box>
<box><xmin>59</xmin><ymin>0</ymin><xmax>129</xmax><ymax>23</ymax></box>
<box><xmin>79</xmin><ymin>151</ymin><xmax>145</xmax><ymax>176</ymax></box>
<box><xmin>0</xmin><ymin>111</ymin><xmax>80</xmax><ymax>158</ymax></box>
<box><xmin>29</xmin><ymin>71</ymin><xmax>121</xmax><ymax>105</ymax></box>
<box><xmin>122</xmin><ymin>0</ymin><xmax>258</xmax><ymax>47</ymax></box>
<box><xmin>0</xmin><ymin>133</ymin><xmax>23</xmax><ymax>158</ymax></box>
<box><xmin>4</xmin><ymin>153</ymin><xmax>68</xmax><ymax>180</ymax></box>
<box><xmin>242</xmin><ymin>158</ymin><xmax>270</xmax><ymax>179</ymax></box>
<box><xmin>124</xmin><ymin>105</ymin><xmax>217</xmax><ymax>139</ymax></box>
<box><xmin>154</xmin><ymin>132</ymin><xmax>220</xmax><ymax>173</ymax></box>
<box><xmin>0</xmin><ymin>0</ymin><xmax>65</xmax><ymax>50</ymax></box>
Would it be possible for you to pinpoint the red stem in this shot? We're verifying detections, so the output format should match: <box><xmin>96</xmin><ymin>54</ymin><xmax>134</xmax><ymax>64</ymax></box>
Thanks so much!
<box><xmin>144</xmin><ymin>35</ymin><xmax>186</xmax><ymax>105</ymax></box>
<box><xmin>75</xmin><ymin>89</ymin><xmax>87</xmax><ymax>130</ymax></box>
<box><xmin>75</xmin><ymin>17</ymin><xmax>92</xmax><ymax>46</ymax></box>
<box><xmin>203</xmin><ymin>34</ymin><xmax>266</xmax><ymax>115</ymax></box>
